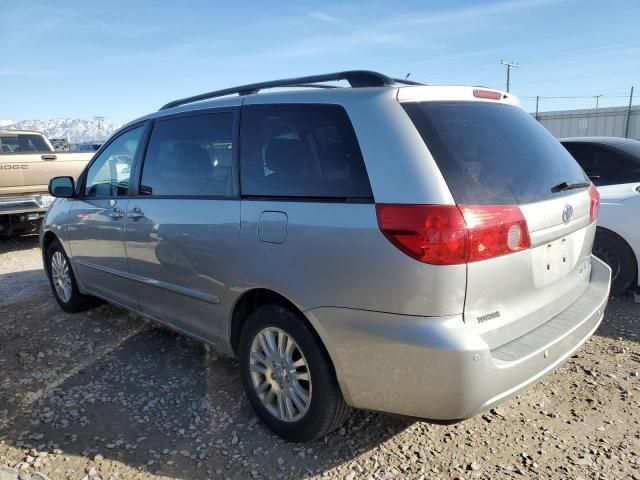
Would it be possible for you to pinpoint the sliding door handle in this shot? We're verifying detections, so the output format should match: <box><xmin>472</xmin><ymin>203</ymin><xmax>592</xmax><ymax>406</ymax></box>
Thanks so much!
<box><xmin>108</xmin><ymin>207</ymin><xmax>124</xmax><ymax>219</ymax></box>
<box><xmin>127</xmin><ymin>207</ymin><xmax>145</xmax><ymax>219</ymax></box>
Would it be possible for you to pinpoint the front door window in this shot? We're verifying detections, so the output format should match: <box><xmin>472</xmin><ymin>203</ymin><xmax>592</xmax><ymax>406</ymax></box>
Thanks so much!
<box><xmin>84</xmin><ymin>127</ymin><xmax>143</xmax><ymax>197</ymax></box>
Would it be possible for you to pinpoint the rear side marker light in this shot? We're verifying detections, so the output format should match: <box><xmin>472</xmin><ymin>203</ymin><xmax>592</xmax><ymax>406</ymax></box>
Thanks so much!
<box><xmin>588</xmin><ymin>182</ymin><xmax>600</xmax><ymax>223</ymax></box>
<box><xmin>473</xmin><ymin>89</ymin><xmax>502</xmax><ymax>100</ymax></box>
<box><xmin>376</xmin><ymin>204</ymin><xmax>531</xmax><ymax>265</ymax></box>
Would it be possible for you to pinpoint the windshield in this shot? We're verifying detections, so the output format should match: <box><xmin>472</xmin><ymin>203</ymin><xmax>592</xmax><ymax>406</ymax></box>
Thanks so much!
<box><xmin>402</xmin><ymin>101</ymin><xmax>588</xmax><ymax>205</ymax></box>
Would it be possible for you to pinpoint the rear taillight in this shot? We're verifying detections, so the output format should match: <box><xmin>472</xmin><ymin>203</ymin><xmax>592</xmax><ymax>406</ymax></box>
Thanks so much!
<box><xmin>460</xmin><ymin>205</ymin><xmax>530</xmax><ymax>262</ymax></box>
<box><xmin>375</xmin><ymin>205</ymin><xmax>468</xmax><ymax>265</ymax></box>
<box><xmin>588</xmin><ymin>183</ymin><xmax>600</xmax><ymax>223</ymax></box>
<box><xmin>376</xmin><ymin>204</ymin><xmax>530</xmax><ymax>265</ymax></box>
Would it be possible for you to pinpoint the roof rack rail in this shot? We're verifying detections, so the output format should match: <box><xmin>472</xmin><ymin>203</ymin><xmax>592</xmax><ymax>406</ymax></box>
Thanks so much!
<box><xmin>159</xmin><ymin>70</ymin><xmax>423</xmax><ymax>111</ymax></box>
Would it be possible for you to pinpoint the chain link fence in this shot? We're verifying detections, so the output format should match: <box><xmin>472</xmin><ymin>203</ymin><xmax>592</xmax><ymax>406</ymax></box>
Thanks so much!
<box><xmin>520</xmin><ymin>88</ymin><xmax>638</xmax><ymax>140</ymax></box>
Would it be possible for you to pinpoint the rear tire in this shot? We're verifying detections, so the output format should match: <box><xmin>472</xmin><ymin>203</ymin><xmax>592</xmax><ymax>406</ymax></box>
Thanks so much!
<box><xmin>238</xmin><ymin>304</ymin><xmax>350</xmax><ymax>442</ymax></box>
<box><xmin>46</xmin><ymin>239</ymin><xmax>98</xmax><ymax>312</ymax></box>
<box><xmin>593</xmin><ymin>228</ymin><xmax>637</xmax><ymax>296</ymax></box>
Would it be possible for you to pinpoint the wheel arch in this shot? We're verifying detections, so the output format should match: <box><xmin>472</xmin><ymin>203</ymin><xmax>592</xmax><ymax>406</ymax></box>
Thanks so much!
<box><xmin>41</xmin><ymin>229</ymin><xmax>87</xmax><ymax>292</ymax></box>
<box><xmin>41</xmin><ymin>230</ymin><xmax>60</xmax><ymax>270</ymax></box>
<box><xmin>595</xmin><ymin>225</ymin><xmax>639</xmax><ymax>287</ymax></box>
<box><xmin>230</xmin><ymin>289</ymin><xmax>337</xmax><ymax>358</ymax></box>
<box><xmin>228</xmin><ymin>288</ymin><xmax>352</xmax><ymax>405</ymax></box>
<box><xmin>42</xmin><ymin>229</ymin><xmax>58</xmax><ymax>251</ymax></box>
<box><xmin>230</xmin><ymin>289</ymin><xmax>313</xmax><ymax>353</ymax></box>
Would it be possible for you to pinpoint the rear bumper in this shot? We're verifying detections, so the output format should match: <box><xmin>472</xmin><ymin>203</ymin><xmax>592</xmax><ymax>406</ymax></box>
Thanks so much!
<box><xmin>305</xmin><ymin>255</ymin><xmax>611</xmax><ymax>419</ymax></box>
<box><xmin>0</xmin><ymin>195</ymin><xmax>51</xmax><ymax>216</ymax></box>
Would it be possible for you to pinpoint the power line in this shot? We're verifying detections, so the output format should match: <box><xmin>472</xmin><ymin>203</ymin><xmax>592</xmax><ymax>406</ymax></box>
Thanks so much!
<box><xmin>520</xmin><ymin>86</ymin><xmax>638</xmax><ymax>115</ymax></box>
<box><xmin>427</xmin><ymin>39</ymin><xmax>639</xmax><ymax>80</ymax></box>
<box><xmin>518</xmin><ymin>94</ymin><xmax>629</xmax><ymax>100</ymax></box>
<box><xmin>514</xmin><ymin>38</ymin><xmax>640</xmax><ymax>64</ymax></box>
<box><xmin>516</xmin><ymin>68</ymin><xmax>640</xmax><ymax>87</ymax></box>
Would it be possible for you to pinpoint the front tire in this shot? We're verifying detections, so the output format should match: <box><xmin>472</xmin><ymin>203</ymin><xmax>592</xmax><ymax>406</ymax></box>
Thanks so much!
<box><xmin>593</xmin><ymin>228</ymin><xmax>637</xmax><ymax>296</ymax></box>
<box><xmin>46</xmin><ymin>239</ymin><xmax>97</xmax><ymax>312</ymax></box>
<box><xmin>238</xmin><ymin>305</ymin><xmax>350</xmax><ymax>442</ymax></box>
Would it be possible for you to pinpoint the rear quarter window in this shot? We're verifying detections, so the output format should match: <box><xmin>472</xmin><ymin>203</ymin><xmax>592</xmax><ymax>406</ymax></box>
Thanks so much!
<box><xmin>563</xmin><ymin>142</ymin><xmax>640</xmax><ymax>186</ymax></box>
<box><xmin>240</xmin><ymin>104</ymin><xmax>373</xmax><ymax>200</ymax></box>
<box><xmin>402</xmin><ymin>101</ymin><xmax>588</xmax><ymax>205</ymax></box>
<box><xmin>0</xmin><ymin>134</ymin><xmax>49</xmax><ymax>154</ymax></box>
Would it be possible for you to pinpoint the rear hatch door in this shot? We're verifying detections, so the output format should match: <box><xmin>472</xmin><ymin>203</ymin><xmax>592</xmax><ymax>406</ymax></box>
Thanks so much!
<box><xmin>402</xmin><ymin>99</ymin><xmax>595</xmax><ymax>349</ymax></box>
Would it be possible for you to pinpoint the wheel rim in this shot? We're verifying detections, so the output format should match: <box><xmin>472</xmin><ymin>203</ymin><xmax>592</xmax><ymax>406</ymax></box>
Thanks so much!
<box><xmin>51</xmin><ymin>251</ymin><xmax>72</xmax><ymax>303</ymax></box>
<box><xmin>249</xmin><ymin>327</ymin><xmax>312</xmax><ymax>422</ymax></box>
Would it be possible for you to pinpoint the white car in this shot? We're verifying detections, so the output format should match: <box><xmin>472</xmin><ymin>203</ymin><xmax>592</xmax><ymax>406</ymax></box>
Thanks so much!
<box><xmin>561</xmin><ymin>137</ymin><xmax>640</xmax><ymax>295</ymax></box>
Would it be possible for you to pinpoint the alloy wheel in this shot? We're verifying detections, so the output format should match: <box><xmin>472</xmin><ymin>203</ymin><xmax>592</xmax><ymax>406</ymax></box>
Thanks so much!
<box><xmin>249</xmin><ymin>327</ymin><xmax>312</xmax><ymax>422</ymax></box>
<box><xmin>51</xmin><ymin>251</ymin><xmax>72</xmax><ymax>303</ymax></box>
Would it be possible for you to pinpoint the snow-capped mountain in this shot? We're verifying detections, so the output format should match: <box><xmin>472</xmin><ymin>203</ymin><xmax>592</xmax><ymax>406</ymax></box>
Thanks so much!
<box><xmin>0</xmin><ymin>120</ymin><xmax>15</xmax><ymax>127</ymax></box>
<box><xmin>1</xmin><ymin>118</ymin><xmax>122</xmax><ymax>144</ymax></box>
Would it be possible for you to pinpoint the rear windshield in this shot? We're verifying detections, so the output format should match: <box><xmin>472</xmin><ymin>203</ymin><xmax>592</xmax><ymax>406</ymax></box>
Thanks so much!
<box><xmin>402</xmin><ymin>101</ymin><xmax>588</xmax><ymax>205</ymax></box>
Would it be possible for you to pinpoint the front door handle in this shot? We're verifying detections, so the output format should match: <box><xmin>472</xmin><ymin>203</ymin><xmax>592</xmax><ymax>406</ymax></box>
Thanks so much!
<box><xmin>108</xmin><ymin>207</ymin><xmax>124</xmax><ymax>219</ymax></box>
<box><xmin>41</xmin><ymin>154</ymin><xmax>57</xmax><ymax>161</ymax></box>
<box><xmin>127</xmin><ymin>207</ymin><xmax>145</xmax><ymax>219</ymax></box>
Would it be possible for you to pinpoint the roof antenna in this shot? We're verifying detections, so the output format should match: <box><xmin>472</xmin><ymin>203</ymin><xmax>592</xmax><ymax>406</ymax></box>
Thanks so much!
<box><xmin>405</xmin><ymin>73</ymin><xmax>411</xmax><ymax>80</ymax></box>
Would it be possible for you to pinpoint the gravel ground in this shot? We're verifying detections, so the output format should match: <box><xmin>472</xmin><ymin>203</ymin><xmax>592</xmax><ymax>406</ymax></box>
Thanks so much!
<box><xmin>0</xmin><ymin>235</ymin><xmax>639</xmax><ymax>480</ymax></box>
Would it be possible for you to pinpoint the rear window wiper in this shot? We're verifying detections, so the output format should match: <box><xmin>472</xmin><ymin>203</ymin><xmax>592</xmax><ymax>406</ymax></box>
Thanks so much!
<box><xmin>550</xmin><ymin>180</ymin><xmax>591</xmax><ymax>193</ymax></box>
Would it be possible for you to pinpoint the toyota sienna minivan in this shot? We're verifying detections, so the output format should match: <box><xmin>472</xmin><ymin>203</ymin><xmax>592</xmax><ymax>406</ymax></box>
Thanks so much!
<box><xmin>42</xmin><ymin>71</ymin><xmax>611</xmax><ymax>442</ymax></box>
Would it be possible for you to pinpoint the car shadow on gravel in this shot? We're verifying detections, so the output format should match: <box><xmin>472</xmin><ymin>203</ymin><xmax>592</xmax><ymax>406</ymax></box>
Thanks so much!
<box><xmin>0</xmin><ymin>320</ymin><xmax>412</xmax><ymax>479</ymax></box>
<box><xmin>595</xmin><ymin>295</ymin><xmax>640</xmax><ymax>344</ymax></box>
<box><xmin>0</xmin><ymin>270</ymin><xmax>48</xmax><ymax>306</ymax></box>
<box><xmin>0</xmin><ymin>235</ymin><xmax>39</xmax><ymax>254</ymax></box>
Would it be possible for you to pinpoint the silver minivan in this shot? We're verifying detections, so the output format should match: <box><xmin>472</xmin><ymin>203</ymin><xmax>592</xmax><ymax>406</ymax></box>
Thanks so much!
<box><xmin>41</xmin><ymin>71</ymin><xmax>611</xmax><ymax>442</ymax></box>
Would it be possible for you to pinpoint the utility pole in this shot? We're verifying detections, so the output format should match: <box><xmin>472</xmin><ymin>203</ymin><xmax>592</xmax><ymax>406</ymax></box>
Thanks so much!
<box><xmin>594</xmin><ymin>95</ymin><xmax>602</xmax><ymax>109</ymax></box>
<box><xmin>625</xmin><ymin>86</ymin><xmax>634</xmax><ymax>138</ymax></box>
<box><xmin>93</xmin><ymin>116</ymin><xmax>105</xmax><ymax>141</ymax></box>
<box><xmin>535</xmin><ymin>96</ymin><xmax>540</xmax><ymax>121</ymax></box>
<box><xmin>500</xmin><ymin>59</ymin><xmax>519</xmax><ymax>92</ymax></box>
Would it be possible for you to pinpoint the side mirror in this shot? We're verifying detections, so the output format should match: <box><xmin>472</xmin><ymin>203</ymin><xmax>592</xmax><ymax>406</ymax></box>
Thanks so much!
<box><xmin>49</xmin><ymin>176</ymin><xmax>75</xmax><ymax>198</ymax></box>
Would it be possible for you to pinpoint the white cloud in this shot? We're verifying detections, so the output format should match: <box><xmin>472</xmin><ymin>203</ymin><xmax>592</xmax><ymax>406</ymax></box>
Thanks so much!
<box><xmin>393</xmin><ymin>0</ymin><xmax>562</xmax><ymax>27</ymax></box>
<box><xmin>308</xmin><ymin>11</ymin><xmax>340</xmax><ymax>23</ymax></box>
<box><xmin>267</xmin><ymin>0</ymin><xmax>561</xmax><ymax>59</ymax></box>
<box><xmin>0</xmin><ymin>69</ymin><xmax>78</xmax><ymax>78</ymax></box>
